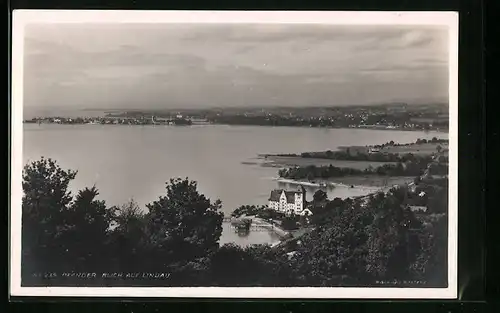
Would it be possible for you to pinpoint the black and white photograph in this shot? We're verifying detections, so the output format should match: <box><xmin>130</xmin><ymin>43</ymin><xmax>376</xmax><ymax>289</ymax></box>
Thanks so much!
<box><xmin>10</xmin><ymin>11</ymin><xmax>458</xmax><ymax>298</ymax></box>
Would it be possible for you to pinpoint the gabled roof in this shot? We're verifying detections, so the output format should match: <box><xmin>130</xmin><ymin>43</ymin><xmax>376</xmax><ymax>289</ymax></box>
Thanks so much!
<box><xmin>284</xmin><ymin>191</ymin><xmax>297</xmax><ymax>204</ymax></box>
<box><xmin>269</xmin><ymin>189</ymin><xmax>302</xmax><ymax>203</ymax></box>
<box><xmin>269</xmin><ymin>189</ymin><xmax>284</xmax><ymax>202</ymax></box>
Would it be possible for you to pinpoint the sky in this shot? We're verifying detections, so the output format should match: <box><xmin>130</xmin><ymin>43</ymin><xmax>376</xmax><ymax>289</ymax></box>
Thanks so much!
<box><xmin>23</xmin><ymin>23</ymin><xmax>449</xmax><ymax>112</ymax></box>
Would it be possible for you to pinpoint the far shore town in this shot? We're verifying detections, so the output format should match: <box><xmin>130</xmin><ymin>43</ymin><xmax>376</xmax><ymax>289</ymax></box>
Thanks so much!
<box><xmin>23</xmin><ymin>103</ymin><xmax>449</xmax><ymax>132</ymax></box>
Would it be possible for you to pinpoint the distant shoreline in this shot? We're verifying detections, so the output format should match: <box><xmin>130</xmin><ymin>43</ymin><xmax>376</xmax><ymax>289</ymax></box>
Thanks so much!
<box><xmin>23</xmin><ymin>121</ymin><xmax>449</xmax><ymax>133</ymax></box>
<box><xmin>23</xmin><ymin>102</ymin><xmax>449</xmax><ymax>133</ymax></box>
<box><xmin>211</xmin><ymin>123</ymin><xmax>448</xmax><ymax>133</ymax></box>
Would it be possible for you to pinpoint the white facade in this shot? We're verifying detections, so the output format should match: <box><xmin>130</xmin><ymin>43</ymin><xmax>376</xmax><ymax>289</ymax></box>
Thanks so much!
<box><xmin>268</xmin><ymin>188</ymin><xmax>307</xmax><ymax>215</ymax></box>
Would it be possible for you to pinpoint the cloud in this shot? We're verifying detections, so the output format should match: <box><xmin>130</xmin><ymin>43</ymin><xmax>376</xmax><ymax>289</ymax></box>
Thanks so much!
<box><xmin>401</xmin><ymin>30</ymin><xmax>434</xmax><ymax>47</ymax></box>
<box><xmin>22</xmin><ymin>23</ymin><xmax>450</xmax><ymax>109</ymax></box>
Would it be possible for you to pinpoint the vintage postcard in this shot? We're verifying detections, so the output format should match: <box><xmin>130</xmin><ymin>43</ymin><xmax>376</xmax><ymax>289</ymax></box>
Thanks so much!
<box><xmin>10</xmin><ymin>10</ymin><xmax>458</xmax><ymax>298</ymax></box>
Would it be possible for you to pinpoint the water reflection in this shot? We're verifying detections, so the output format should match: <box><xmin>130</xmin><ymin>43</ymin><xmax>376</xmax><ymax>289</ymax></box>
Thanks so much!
<box><xmin>236</xmin><ymin>230</ymin><xmax>251</xmax><ymax>237</ymax></box>
<box><xmin>219</xmin><ymin>222</ymin><xmax>280</xmax><ymax>247</ymax></box>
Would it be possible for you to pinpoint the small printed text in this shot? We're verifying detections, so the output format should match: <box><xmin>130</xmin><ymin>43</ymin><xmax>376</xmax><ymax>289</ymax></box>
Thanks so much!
<box><xmin>31</xmin><ymin>272</ymin><xmax>172</xmax><ymax>279</ymax></box>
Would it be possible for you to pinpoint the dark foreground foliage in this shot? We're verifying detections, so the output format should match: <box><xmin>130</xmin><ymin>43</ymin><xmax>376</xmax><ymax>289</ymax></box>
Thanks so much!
<box><xmin>21</xmin><ymin>158</ymin><xmax>448</xmax><ymax>287</ymax></box>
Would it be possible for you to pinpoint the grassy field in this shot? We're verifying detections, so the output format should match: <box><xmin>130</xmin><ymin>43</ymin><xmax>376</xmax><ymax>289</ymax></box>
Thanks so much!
<box><xmin>261</xmin><ymin>156</ymin><xmax>395</xmax><ymax>170</ymax></box>
<box><xmin>379</xmin><ymin>142</ymin><xmax>449</xmax><ymax>156</ymax></box>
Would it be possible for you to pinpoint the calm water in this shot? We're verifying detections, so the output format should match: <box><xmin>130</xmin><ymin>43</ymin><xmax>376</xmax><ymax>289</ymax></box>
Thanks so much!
<box><xmin>23</xmin><ymin>124</ymin><xmax>448</xmax><ymax>246</ymax></box>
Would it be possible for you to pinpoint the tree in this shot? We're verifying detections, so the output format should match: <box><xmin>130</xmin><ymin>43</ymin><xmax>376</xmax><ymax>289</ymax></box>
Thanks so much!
<box><xmin>427</xmin><ymin>187</ymin><xmax>448</xmax><ymax>214</ymax></box>
<box><xmin>62</xmin><ymin>186</ymin><xmax>115</xmax><ymax>272</ymax></box>
<box><xmin>313</xmin><ymin>189</ymin><xmax>328</xmax><ymax>203</ymax></box>
<box><xmin>310</xmin><ymin>196</ymin><xmax>342</xmax><ymax>225</ymax></box>
<box><xmin>207</xmin><ymin>244</ymin><xmax>294</xmax><ymax>286</ymax></box>
<box><xmin>109</xmin><ymin>199</ymin><xmax>147</xmax><ymax>272</ymax></box>
<box><xmin>208</xmin><ymin>243</ymin><xmax>256</xmax><ymax>285</ymax></box>
<box><xmin>278</xmin><ymin>168</ymin><xmax>287</xmax><ymax>178</ymax></box>
<box><xmin>410</xmin><ymin>215</ymin><xmax>448</xmax><ymax>286</ymax></box>
<box><xmin>281</xmin><ymin>213</ymin><xmax>300</xmax><ymax>230</ymax></box>
<box><xmin>21</xmin><ymin>158</ymin><xmax>78</xmax><ymax>279</ymax></box>
<box><xmin>21</xmin><ymin>158</ymin><xmax>115</xmax><ymax>281</ymax></box>
<box><xmin>364</xmin><ymin>187</ymin><xmax>421</xmax><ymax>281</ymax></box>
<box><xmin>395</xmin><ymin>162</ymin><xmax>405</xmax><ymax>175</ymax></box>
<box><xmin>144</xmin><ymin>178</ymin><xmax>224</xmax><ymax>270</ymax></box>
<box><xmin>438</xmin><ymin>155</ymin><xmax>448</xmax><ymax>163</ymax></box>
<box><xmin>289</xmin><ymin>198</ymin><xmax>373</xmax><ymax>286</ymax></box>
<box><xmin>232</xmin><ymin>204</ymin><xmax>258</xmax><ymax>217</ymax></box>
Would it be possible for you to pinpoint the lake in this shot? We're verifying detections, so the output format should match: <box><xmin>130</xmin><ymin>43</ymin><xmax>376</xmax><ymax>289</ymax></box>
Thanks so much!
<box><xmin>22</xmin><ymin>124</ymin><xmax>448</xmax><ymax>246</ymax></box>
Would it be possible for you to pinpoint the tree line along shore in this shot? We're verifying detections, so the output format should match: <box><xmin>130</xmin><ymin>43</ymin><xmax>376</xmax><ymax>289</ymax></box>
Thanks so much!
<box><xmin>277</xmin><ymin>156</ymin><xmax>447</xmax><ymax>181</ymax></box>
<box><xmin>21</xmin><ymin>150</ymin><xmax>448</xmax><ymax>287</ymax></box>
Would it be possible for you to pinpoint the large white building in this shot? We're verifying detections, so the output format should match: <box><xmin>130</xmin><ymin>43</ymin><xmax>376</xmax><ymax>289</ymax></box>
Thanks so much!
<box><xmin>268</xmin><ymin>186</ymin><xmax>311</xmax><ymax>216</ymax></box>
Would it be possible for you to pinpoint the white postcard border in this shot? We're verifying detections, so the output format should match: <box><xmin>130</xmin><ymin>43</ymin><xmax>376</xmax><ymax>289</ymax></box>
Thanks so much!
<box><xmin>10</xmin><ymin>10</ymin><xmax>459</xmax><ymax>299</ymax></box>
